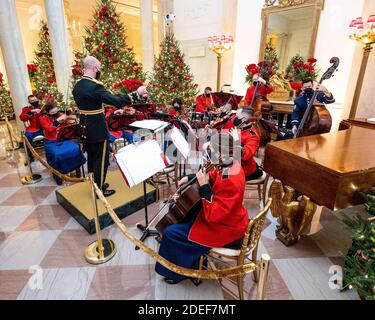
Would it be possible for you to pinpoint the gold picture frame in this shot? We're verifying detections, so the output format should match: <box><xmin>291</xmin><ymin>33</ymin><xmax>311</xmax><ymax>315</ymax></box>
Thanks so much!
<box><xmin>259</xmin><ymin>0</ymin><xmax>325</xmax><ymax>61</ymax></box>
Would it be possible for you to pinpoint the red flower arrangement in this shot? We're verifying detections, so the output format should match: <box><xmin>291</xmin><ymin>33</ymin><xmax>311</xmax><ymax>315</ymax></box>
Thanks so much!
<box><xmin>113</xmin><ymin>79</ymin><xmax>143</xmax><ymax>94</ymax></box>
<box><xmin>27</xmin><ymin>64</ymin><xmax>38</xmax><ymax>78</ymax></box>
<box><xmin>291</xmin><ymin>57</ymin><xmax>319</xmax><ymax>82</ymax></box>
<box><xmin>245</xmin><ymin>61</ymin><xmax>275</xmax><ymax>84</ymax></box>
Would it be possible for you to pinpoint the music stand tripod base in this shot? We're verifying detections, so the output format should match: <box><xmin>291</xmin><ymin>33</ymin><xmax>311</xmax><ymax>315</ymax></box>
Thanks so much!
<box><xmin>84</xmin><ymin>239</ymin><xmax>117</xmax><ymax>265</ymax></box>
<box><xmin>21</xmin><ymin>174</ymin><xmax>42</xmax><ymax>185</ymax></box>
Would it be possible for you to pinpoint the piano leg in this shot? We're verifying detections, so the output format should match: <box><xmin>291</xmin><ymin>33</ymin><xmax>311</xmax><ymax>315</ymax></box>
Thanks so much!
<box><xmin>269</xmin><ymin>179</ymin><xmax>317</xmax><ymax>246</ymax></box>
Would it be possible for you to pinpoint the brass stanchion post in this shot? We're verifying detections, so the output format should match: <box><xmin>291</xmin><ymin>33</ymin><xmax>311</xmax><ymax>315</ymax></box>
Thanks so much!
<box><xmin>84</xmin><ymin>173</ymin><xmax>116</xmax><ymax>265</ymax></box>
<box><xmin>4</xmin><ymin>115</ymin><xmax>20</xmax><ymax>151</ymax></box>
<box><xmin>21</xmin><ymin>133</ymin><xmax>42</xmax><ymax>185</ymax></box>
<box><xmin>256</xmin><ymin>254</ymin><xmax>271</xmax><ymax>300</ymax></box>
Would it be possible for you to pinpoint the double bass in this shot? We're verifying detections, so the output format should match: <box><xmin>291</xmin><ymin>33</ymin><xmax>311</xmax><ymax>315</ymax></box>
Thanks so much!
<box><xmin>295</xmin><ymin>57</ymin><xmax>339</xmax><ymax>138</ymax></box>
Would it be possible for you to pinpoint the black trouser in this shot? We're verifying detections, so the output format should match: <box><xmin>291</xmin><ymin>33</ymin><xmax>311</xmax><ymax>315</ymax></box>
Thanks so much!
<box><xmin>246</xmin><ymin>165</ymin><xmax>264</xmax><ymax>181</ymax></box>
<box><xmin>84</xmin><ymin>140</ymin><xmax>110</xmax><ymax>190</ymax></box>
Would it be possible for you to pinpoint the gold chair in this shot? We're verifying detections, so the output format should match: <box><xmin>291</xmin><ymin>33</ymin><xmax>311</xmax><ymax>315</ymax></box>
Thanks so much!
<box><xmin>245</xmin><ymin>172</ymin><xmax>269</xmax><ymax>207</ymax></box>
<box><xmin>199</xmin><ymin>198</ymin><xmax>272</xmax><ymax>300</ymax></box>
<box><xmin>154</xmin><ymin>164</ymin><xmax>179</xmax><ymax>201</ymax></box>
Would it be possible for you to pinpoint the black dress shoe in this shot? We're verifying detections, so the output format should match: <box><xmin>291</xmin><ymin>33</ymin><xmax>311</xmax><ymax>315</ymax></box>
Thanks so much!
<box><xmin>55</xmin><ymin>177</ymin><xmax>63</xmax><ymax>186</ymax></box>
<box><xmin>103</xmin><ymin>183</ymin><xmax>109</xmax><ymax>190</ymax></box>
<box><xmin>164</xmin><ymin>278</ymin><xmax>180</xmax><ymax>285</ymax></box>
<box><xmin>102</xmin><ymin>189</ymin><xmax>116</xmax><ymax>197</ymax></box>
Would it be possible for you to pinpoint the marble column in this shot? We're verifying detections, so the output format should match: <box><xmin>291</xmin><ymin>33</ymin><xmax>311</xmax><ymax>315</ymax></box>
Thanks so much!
<box><xmin>140</xmin><ymin>0</ymin><xmax>155</xmax><ymax>74</ymax></box>
<box><xmin>157</xmin><ymin>0</ymin><xmax>174</xmax><ymax>40</ymax></box>
<box><xmin>0</xmin><ymin>0</ymin><xmax>32</xmax><ymax>128</ymax></box>
<box><xmin>44</xmin><ymin>0</ymin><xmax>71</xmax><ymax>100</ymax></box>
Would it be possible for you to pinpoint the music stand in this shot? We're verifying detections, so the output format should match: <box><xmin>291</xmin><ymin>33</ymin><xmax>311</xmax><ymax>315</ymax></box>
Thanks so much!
<box><xmin>117</xmin><ymin>125</ymin><xmax>169</xmax><ymax>249</ymax></box>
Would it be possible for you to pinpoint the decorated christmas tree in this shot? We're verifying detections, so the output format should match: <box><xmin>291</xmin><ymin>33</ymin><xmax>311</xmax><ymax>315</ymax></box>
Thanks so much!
<box><xmin>72</xmin><ymin>0</ymin><xmax>145</xmax><ymax>89</ymax></box>
<box><xmin>341</xmin><ymin>213</ymin><xmax>375</xmax><ymax>300</ymax></box>
<box><xmin>0</xmin><ymin>72</ymin><xmax>14</xmax><ymax>118</ymax></box>
<box><xmin>30</xmin><ymin>21</ymin><xmax>63</xmax><ymax>106</ymax></box>
<box><xmin>147</xmin><ymin>33</ymin><xmax>198</xmax><ymax>110</ymax></box>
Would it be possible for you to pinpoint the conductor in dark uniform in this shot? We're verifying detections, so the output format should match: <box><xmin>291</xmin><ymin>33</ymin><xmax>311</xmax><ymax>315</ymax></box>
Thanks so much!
<box><xmin>72</xmin><ymin>56</ymin><xmax>148</xmax><ymax>197</ymax></box>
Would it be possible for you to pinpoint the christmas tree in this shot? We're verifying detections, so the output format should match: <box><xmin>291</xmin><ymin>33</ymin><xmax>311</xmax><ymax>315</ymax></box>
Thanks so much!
<box><xmin>0</xmin><ymin>72</ymin><xmax>14</xmax><ymax>118</ymax></box>
<box><xmin>148</xmin><ymin>33</ymin><xmax>198</xmax><ymax>111</ymax></box>
<box><xmin>72</xmin><ymin>0</ymin><xmax>145</xmax><ymax>89</ymax></box>
<box><xmin>341</xmin><ymin>213</ymin><xmax>375</xmax><ymax>300</ymax></box>
<box><xmin>30</xmin><ymin>21</ymin><xmax>63</xmax><ymax>106</ymax></box>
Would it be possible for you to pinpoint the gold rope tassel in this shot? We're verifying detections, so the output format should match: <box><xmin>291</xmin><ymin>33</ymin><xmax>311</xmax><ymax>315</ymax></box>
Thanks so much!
<box><xmin>92</xmin><ymin>180</ymin><xmax>261</xmax><ymax>281</ymax></box>
<box><xmin>4</xmin><ymin>116</ymin><xmax>20</xmax><ymax>151</ymax></box>
<box><xmin>22</xmin><ymin>132</ymin><xmax>87</xmax><ymax>183</ymax></box>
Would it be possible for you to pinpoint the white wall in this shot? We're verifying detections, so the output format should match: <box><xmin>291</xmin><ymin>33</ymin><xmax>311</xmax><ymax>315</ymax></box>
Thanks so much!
<box><xmin>346</xmin><ymin>0</ymin><xmax>375</xmax><ymax>120</ymax></box>
<box><xmin>231</xmin><ymin>0</ymin><xmax>264</xmax><ymax>97</ymax></box>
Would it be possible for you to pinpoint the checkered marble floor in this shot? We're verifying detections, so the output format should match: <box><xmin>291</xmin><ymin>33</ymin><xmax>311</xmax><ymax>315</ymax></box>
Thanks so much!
<box><xmin>0</xmin><ymin>122</ymin><xmax>361</xmax><ymax>300</ymax></box>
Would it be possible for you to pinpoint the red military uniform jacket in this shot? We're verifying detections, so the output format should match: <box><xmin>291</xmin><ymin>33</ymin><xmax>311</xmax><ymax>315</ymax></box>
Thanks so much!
<box><xmin>39</xmin><ymin>115</ymin><xmax>59</xmax><ymax>141</ymax></box>
<box><xmin>240</xmin><ymin>127</ymin><xmax>260</xmax><ymax>177</ymax></box>
<box><xmin>168</xmin><ymin>108</ymin><xmax>177</xmax><ymax>116</ymax></box>
<box><xmin>188</xmin><ymin>163</ymin><xmax>249</xmax><ymax>247</ymax></box>
<box><xmin>105</xmin><ymin>107</ymin><xmax>123</xmax><ymax>139</ymax></box>
<box><xmin>221</xmin><ymin>119</ymin><xmax>235</xmax><ymax>131</ymax></box>
<box><xmin>195</xmin><ymin>95</ymin><xmax>213</xmax><ymax>113</ymax></box>
<box><xmin>19</xmin><ymin>106</ymin><xmax>42</xmax><ymax>133</ymax></box>
<box><xmin>244</xmin><ymin>84</ymin><xmax>274</xmax><ymax>106</ymax></box>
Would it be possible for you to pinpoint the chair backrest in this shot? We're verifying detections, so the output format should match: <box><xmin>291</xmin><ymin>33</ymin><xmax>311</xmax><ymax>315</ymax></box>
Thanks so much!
<box><xmin>241</xmin><ymin>198</ymin><xmax>272</xmax><ymax>255</ymax></box>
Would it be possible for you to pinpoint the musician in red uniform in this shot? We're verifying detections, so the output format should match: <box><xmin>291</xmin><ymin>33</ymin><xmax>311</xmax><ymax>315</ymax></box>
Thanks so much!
<box><xmin>244</xmin><ymin>74</ymin><xmax>274</xmax><ymax>106</ymax></box>
<box><xmin>39</xmin><ymin>102</ymin><xmax>86</xmax><ymax>185</ymax></box>
<box><xmin>155</xmin><ymin>133</ymin><xmax>248</xmax><ymax>284</ymax></box>
<box><xmin>19</xmin><ymin>95</ymin><xmax>43</xmax><ymax>164</ymax></box>
<box><xmin>195</xmin><ymin>87</ymin><xmax>214</xmax><ymax>113</ymax></box>
<box><xmin>230</xmin><ymin>107</ymin><xmax>263</xmax><ymax>180</ymax></box>
<box><xmin>168</xmin><ymin>98</ymin><xmax>183</xmax><ymax>117</ymax></box>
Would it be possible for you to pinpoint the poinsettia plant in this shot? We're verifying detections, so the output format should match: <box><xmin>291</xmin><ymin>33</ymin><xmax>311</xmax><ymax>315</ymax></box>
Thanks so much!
<box><xmin>27</xmin><ymin>64</ymin><xmax>38</xmax><ymax>79</ymax></box>
<box><xmin>245</xmin><ymin>60</ymin><xmax>276</xmax><ymax>84</ymax></box>
<box><xmin>113</xmin><ymin>79</ymin><xmax>144</xmax><ymax>95</ymax></box>
<box><xmin>286</xmin><ymin>55</ymin><xmax>319</xmax><ymax>83</ymax></box>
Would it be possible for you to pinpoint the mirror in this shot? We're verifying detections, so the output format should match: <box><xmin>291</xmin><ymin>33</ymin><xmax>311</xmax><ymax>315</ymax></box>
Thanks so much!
<box><xmin>259</xmin><ymin>0</ymin><xmax>324</xmax><ymax>70</ymax></box>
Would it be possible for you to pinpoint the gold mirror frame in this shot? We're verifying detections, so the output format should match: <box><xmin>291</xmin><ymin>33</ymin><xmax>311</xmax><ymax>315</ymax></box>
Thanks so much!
<box><xmin>259</xmin><ymin>0</ymin><xmax>325</xmax><ymax>61</ymax></box>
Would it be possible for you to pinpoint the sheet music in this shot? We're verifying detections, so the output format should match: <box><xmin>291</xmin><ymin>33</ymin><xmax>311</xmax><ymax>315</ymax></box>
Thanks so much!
<box><xmin>115</xmin><ymin>140</ymin><xmax>167</xmax><ymax>188</ymax></box>
<box><xmin>130</xmin><ymin>120</ymin><xmax>169</xmax><ymax>133</ymax></box>
<box><xmin>170</xmin><ymin>126</ymin><xmax>191</xmax><ymax>160</ymax></box>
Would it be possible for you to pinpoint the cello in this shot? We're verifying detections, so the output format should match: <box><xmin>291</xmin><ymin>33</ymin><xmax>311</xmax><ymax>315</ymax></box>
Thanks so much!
<box><xmin>294</xmin><ymin>57</ymin><xmax>339</xmax><ymax>138</ymax></box>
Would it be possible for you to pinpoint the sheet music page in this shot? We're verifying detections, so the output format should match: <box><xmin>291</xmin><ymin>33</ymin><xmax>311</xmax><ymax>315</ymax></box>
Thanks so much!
<box><xmin>130</xmin><ymin>120</ymin><xmax>169</xmax><ymax>132</ymax></box>
<box><xmin>115</xmin><ymin>140</ymin><xmax>167</xmax><ymax>188</ymax></box>
<box><xmin>170</xmin><ymin>126</ymin><xmax>190</xmax><ymax>159</ymax></box>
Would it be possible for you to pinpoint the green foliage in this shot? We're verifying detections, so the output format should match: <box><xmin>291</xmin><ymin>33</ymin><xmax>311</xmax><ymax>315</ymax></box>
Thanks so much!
<box><xmin>341</xmin><ymin>213</ymin><xmax>375</xmax><ymax>300</ymax></box>
<box><xmin>148</xmin><ymin>33</ymin><xmax>198</xmax><ymax>111</ymax></box>
<box><xmin>72</xmin><ymin>0</ymin><xmax>145</xmax><ymax>90</ymax></box>
<box><xmin>0</xmin><ymin>72</ymin><xmax>14</xmax><ymax>118</ymax></box>
<box><xmin>30</xmin><ymin>21</ymin><xmax>63</xmax><ymax>106</ymax></box>
<box><xmin>362</xmin><ymin>187</ymin><xmax>375</xmax><ymax>216</ymax></box>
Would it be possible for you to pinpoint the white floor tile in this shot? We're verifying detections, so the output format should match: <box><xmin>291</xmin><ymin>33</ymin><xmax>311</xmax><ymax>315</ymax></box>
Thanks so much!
<box><xmin>274</xmin><ymin>257</ymin><xmax>360</xmax><ymax>300</ymax></box>
<box><xmin>17</xmin><ymin>267</ymin><xmax>96</xmax><ymax>300</ymax></box>
<box><xmin>0</xmin><ymin>205</ymin><xmax>35</xmax><ymax>232</ymax></box>
<box><xmin>106</xmin><ymin>227</ymin><xmax>158</xmax><ymax>266</ymax></box>
<box><xmin>0</xmin><ymin>187</ymin><xmax>21</xmax><ymax>204</ymax></box>
<box><xmin>64</xmin><ymin>217</ymin><xmax>84</xmax><ymax>231</ymax></box>
<box><xmin>155</xmin><ymin>275</ymin><xmax>224</xmax><ymax>300</ymax></box>
<box><xmin>0</xmin><ymin>230</ymin><xmax>60</xmax><ymax>270</ymax></box>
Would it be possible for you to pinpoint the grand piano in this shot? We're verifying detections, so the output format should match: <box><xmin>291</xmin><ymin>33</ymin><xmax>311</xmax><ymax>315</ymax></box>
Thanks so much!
<box><xmin>263</xmin><ymin>123</ymin><xmax>375</xmax><ymax>245</ymax></box>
